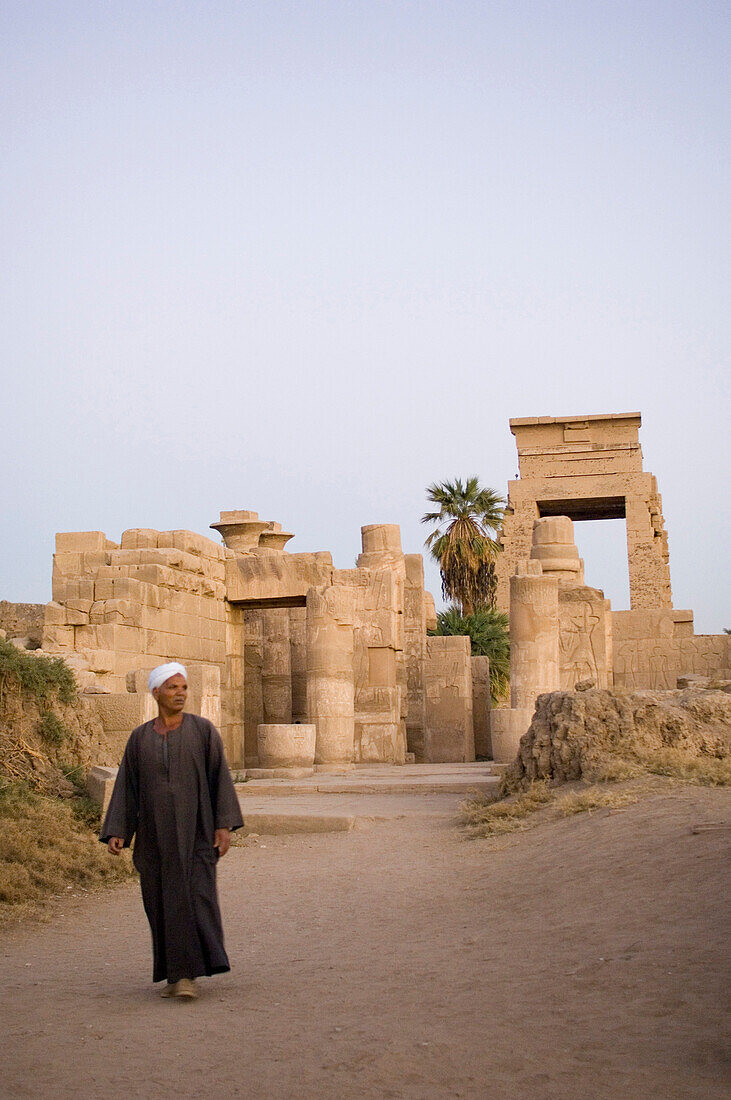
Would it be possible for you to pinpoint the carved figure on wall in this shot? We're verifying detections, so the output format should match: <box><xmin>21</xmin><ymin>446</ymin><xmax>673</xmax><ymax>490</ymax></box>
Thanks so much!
<box><xmin>560</xmin><ymin>601</ymin><xmax>601</xmax><ymax>688</ymax></box>
<box><xmin>649</xmin><ymin>645</ymin><xmax>672</xmax><ymax>689</ymax></box>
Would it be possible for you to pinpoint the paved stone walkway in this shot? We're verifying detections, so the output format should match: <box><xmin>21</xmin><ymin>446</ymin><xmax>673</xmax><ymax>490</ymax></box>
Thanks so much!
<box><xmin>236</xmin><ymin>762</ymin><xmax>502</xmax><ymax>834</ymax></box>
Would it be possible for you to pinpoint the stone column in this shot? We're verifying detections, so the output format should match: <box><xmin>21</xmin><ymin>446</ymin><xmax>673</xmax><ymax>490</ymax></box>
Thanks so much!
<box><xmin>509</xmin><ymin>560</ymin><xmax>560</xmax><ymax>708</ymax></box>
<box><xmin>472</xmin><ymin>655</ymin><xmax>491</xmax><ymax>759</ymax></box>
<box><xmin>289</xmin><ymin>606</ymin><xmax>308</xmax><ymax>722</ymax></box>
<box><xmin>625</xmin><ymin>485</ymin><xmax>673</xmax><ymax>609</ymax></box>
<box><xmin>243</xmin><ymin>610</ymin><xmax>264</xmax><ymax>767</ymax></box>
<box><xmin>306</xmin><ymin>585</ymin><xmax>355</xmax><ymax>771</ymax></box>
<box><xmin>404</xmin><ymin>553</ymin><xmax>427</xmax><ymax>761</ymax></box>
<box><xmin>356</xmin><ymin>525</ymin><xmax>408</xmax><ymax>757</ymax></box>
<box><xmin>261</xmin><ymin>609</ymin><xmax>292</xmax><ymax>724</ymax></box>
<box><xmin>492</xmin><ymin>560</ymin><xmax>559</xmax><ymax>764</ymax></box>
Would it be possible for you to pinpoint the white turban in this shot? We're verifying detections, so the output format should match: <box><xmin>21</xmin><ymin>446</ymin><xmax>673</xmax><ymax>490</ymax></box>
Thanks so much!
<box><xmin>148</xmin><ymin>662</ymin><xmax>188</xmax><ymax>693</ymax></box>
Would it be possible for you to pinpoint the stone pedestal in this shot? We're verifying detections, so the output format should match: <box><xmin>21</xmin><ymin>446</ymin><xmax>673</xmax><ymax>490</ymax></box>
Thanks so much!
<box><xmin>306</xmin><ymin>585</ymin><xmax>356</xmax><ymax>769</ymax></box>
<box><xmin>249</xmin><ymin>723</ymin><xmax>317</xmax><ymax>777</ymax></box>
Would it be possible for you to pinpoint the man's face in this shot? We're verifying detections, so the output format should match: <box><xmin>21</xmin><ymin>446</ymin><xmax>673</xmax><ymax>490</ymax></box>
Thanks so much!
<box><xmin>154</xmin><ymin>674</ymin><xmax>188</xmax><ymax>713</ymax></box>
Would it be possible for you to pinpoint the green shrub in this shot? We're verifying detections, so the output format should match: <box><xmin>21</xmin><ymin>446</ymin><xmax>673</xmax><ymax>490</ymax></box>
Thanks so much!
<box><xmin>430</xmin><ymin>606</ymin><xmax>510</xmax><ymax>703</ymax></box>
<box><xmin>38</xmin><ymin>712</ymin><xmax>68</xmax><ymax>746</ymax></box>
<box><xmin>0</xmin><ymin>638</ymin><xmax>76</xmax><ymax>705</ymax></box>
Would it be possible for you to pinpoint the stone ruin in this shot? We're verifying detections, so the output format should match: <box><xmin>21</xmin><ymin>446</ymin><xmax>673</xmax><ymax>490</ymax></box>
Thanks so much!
<box><xmin>37</xmin><ymin>518</ymin><xmax>479</xmax><ymax>770</ymax></box>
<box><xmin>8</xmin><ymin>410</ymin><xmax>727</xmax><ymax>773</ymax></box>
<box><xmin>491</xmin><ymin>412</ymin><xmax>729</xmax><ymax>761</ymax></box>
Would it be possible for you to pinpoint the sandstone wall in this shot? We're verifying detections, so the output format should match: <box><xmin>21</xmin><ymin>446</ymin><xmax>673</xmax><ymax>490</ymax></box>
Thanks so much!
<box><xmin>41</xmin><ymin>528</ymin><xmax>244</xmax><ymax>764</ymax></box>
<box><xmin>613</xmin><ymin>610</ymin><xmax>730</xmax><ymax>690</ymax></box>
<box><xmin>424</xmin><ymin>636</ymin><xmax>475</xmax><ymax>763</ymax></box>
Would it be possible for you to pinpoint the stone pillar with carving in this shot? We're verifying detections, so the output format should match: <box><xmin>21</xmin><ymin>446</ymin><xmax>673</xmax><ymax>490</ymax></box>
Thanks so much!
<box><xmin>510</xmin><ymin>560</ymin><xmax>560</xmax><ymax>708</ymax></box>
<box><xmin>243</xmin><ymin>610</ymin><xmax>264</xmax><ymax>767</ymax></box>
<box><xmin>491</xmin><ymin>560</ymin><xmax>560</xmax><ymax>763</ymax></box>
<box><xmin>260</xmin><ymin>608</ymin><xmax>292</xmax><ymax>724</ymax></box>
<box><xmin>306</xmin><ymin>585</ymin><xmax>356</xmax><ymax>771</ymax></box>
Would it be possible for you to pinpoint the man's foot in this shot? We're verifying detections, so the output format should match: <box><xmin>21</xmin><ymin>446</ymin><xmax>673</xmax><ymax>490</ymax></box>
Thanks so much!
<box><xmin>160</xmin><ymin>979</ymin><xmax>198</xmax><ymax>1000</ymax></box>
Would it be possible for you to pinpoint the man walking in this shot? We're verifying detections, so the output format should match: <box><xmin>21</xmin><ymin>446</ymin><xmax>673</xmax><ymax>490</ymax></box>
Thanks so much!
<box><xmin>101</xmin><ymin>662</ymin><xmax>244</xmax><ymax>1000</ymax></box>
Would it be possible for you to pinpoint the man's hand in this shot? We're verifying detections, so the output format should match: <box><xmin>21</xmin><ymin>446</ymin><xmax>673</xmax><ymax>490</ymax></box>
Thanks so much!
<box><xmin>214</xmin><ymin>828</ymin><xmax>231</xmax><ymax>858</ymax></box>
<box><xmin>108</xmin><ymin>836</ymin><xmax>125</xmax><ymax>855</ymax></box>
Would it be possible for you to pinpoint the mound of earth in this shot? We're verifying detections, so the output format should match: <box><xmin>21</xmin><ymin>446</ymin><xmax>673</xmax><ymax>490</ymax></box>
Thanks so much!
<box><xmin>0</xmin><ymin>643</ymin><xmax>121</xmax><ymax>797</ymax></box>
<box><xmin>504</xmin><ymin>685</ymin><xmax>731</xmax><ymax>789</ymax></box>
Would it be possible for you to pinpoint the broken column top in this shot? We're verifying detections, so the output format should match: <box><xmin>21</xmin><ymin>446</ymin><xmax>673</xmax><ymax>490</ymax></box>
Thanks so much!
<box><xmin>210</xmin><ymin>510</ymin><xmax>269</xmax><ymax>553</ymax></box>
<box><xmin>530</xmin><ymin>516</ymin><xmax>584</xmax><ymax>586</ymax></box>
<box><xmin>360</xmin><ymin>524</ymin><xmax>403</xmax><ymax>554</ymax></box>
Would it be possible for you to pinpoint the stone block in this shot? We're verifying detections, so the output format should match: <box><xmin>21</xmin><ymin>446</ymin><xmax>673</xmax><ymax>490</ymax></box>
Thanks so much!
<box><xmin>64</xmin><ymin>605</ymin><xmax>90</xmax><ymax>626</ymax></box>
<box><xmin>120</xmin><ymin>529</ymin><xmax>160</xmax><ymax>550</ymax></box>
<box><xmin>54</xmin><ymin>551</ymin><xmax>83</xmax><ymax>576</ymax></box>
<box><xmin>102</xmin><ymin>599</ymin><xmax>144</xmax><ymax>627</ymax></box>
<box><xmin>79</xmin><ymin>551</ymin><xmax>111</xmax><ymax>574</ymax></box>
<box><xmin>159</xmin><ymin>529</ymin><xmax>226</xmax><ymax>560</ymax></box>
<box><xmin>490</xmin><ymin>707</ymin><xmax>534</xmax><ymax>763</ymax></box>
<box><xmin>76</xmin><ymin>623</ymin><xmax>144</xmax><ymax>654</ymax></box>
<box><xmin>42</xmin><ymin>624</ymin><xmax>75</xmax><ymax>649</ymax></box>
<box><xmin>85</xmin><ymin>766</ymin><xmax>119</xmax><ymax>812</ymax></box>
<box><xmin>55</xmin><ymin>531</ymin><xmax>107</xmax><ymax>553</ymax></box>
<box><xmin>186</xmin><ymin>662</ymin><xmax>222</xmax><ymax>726</ymax></box>
<box><xmin>89</xmin><ymin>692</ymin><xmax>150</xmax><ymax>734</ymax></box>
<box><xmin>66</xmin><ymin>599</ymin><xmax>94</xmax><ymax>615</ymax></box>
<box><xmin>85</xmin><ymin>649</ymin><xmax>117</xmax><ymax>674</ymax></box>
<box><xmin>44</xmin><ymin>601</ymin><xmax>67</xmax><ymax>626</ymax></box>
<box><xmin>257</xmin><ymin>724</ymin><xmax>316</xmax><ymax>769</ymax></box>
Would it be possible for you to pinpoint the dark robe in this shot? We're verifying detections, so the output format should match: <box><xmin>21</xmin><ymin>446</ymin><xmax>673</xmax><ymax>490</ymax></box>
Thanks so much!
<box><xmin>100</xmin><ymin>714</ymin><xmax>244</xmax><ymax>983</ymax></box>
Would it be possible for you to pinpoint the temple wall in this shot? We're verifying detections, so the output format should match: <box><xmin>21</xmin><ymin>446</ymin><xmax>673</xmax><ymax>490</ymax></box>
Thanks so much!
<box><xmin>612</xmin><ymin>610</ymin><xmax>730</xmax><ymax>689</ymax></box>
<box><xmin>559</xmin><ymin>586</ymin><xmax>611</xmax><ymax>690</ymax></box>
<box><xmin>424</xmin><ymin>636</ymin><xmax>474</xmax><ymax>763</ymax></box>
<box><xmin>41</xmin><ymin>528</ymin><xmax>243</xmax><ymax>763</ymax></box>
<box><xmin>335</xmin><ymin>565</ymin><xmax>406</xmax><ymax>765</ymax></box>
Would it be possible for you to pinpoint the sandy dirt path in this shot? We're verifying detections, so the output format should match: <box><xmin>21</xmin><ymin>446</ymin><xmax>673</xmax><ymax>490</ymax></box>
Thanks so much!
<box><xmin>1</xmin><ymin>786</ymin><xmax>729</xmax><ymax>1099</ymax></box>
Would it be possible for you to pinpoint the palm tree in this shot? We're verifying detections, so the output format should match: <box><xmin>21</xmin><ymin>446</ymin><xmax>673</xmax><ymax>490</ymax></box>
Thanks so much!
<box><xmin>422</xmin><ymin>477</ymin><xmax>505</xmax><ymax>613</ymax></box>
<box><xmin>430</xmin><ymin>606</ymin><xmax>510</xmax><ymax>704</ymax></box>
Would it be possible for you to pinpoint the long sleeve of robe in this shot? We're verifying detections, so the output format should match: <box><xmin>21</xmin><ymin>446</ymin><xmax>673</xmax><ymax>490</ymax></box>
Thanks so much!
<box><xmin>100</xmin><ymin>714</ymin><xmax>244</xmax><ymax>983</ymax></box>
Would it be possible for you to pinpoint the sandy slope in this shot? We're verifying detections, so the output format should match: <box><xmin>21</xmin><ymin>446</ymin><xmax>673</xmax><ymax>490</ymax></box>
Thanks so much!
<box><xmin>1</xmin><ymin>785</ymin><xmax>729</xmax><ymax>1100</ymax></box>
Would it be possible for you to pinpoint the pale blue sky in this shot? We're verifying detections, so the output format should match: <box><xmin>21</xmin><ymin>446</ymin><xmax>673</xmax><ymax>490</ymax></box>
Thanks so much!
<box><xmin>1</xmin><ymin>1</ymin><xmax>728</xmax><ymax>630</ymax></box>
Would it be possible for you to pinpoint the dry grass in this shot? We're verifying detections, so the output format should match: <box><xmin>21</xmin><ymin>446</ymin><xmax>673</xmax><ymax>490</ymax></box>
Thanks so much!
<box><xmin>460</xmin><ymin>781</ymin><xmax>555</xmax><ymax>837</ymax></box>
<box><xmin>636</xmin><ymin>748</ymin><xmax>731</xmax><ymax>787</ymax></box>
<box><xmin>461</xmin><ymin>779</ymin><xmax>650</xmax><ymax>838</ymax></box>
<box><xmin>554</xmin><ymin>786</ymin><xmax>641</xmax><ymax>816</ymax></box>
<box><xmin>0</xmin><ymin>779</ymin><xmax>135</xmax><ymax>925</ymax></box>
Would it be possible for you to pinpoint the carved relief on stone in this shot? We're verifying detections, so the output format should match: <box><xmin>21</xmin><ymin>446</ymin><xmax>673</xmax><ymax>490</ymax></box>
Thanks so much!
<box><xmin>558</xmin><ymin>598</ymin><xmax>601</xmax><ymax>689</ymax></box>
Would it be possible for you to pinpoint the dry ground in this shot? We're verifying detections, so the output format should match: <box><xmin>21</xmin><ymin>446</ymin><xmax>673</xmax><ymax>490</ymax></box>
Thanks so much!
<box><xmin>1</xmin><ymin>785</ymin><xmax>729</xmax><ymax>1100</ymax></box>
